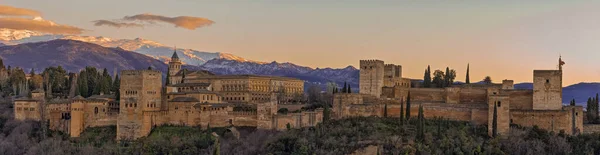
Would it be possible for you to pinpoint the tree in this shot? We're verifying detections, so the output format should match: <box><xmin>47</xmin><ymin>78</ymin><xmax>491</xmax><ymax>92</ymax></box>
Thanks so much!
<box><xmin>465</xmin><ymin>63</ymin><xmax>470</xmax><ymax>84</ymax></box>
<box><xmin>147</xmin><ymin>66</ymin><xmax>152</xmax><ymax>70</ymax></box>
<box><xmin>42</xmin><ymin>66</ymin><xmax>68</xmax><ymax>96</ymax></box>
<box><xmin>423</xmin><ymin>66</ymin><xmax>432</xmax><ymax>88</ymax></box>
<box><xmin>383</xmin><ymin>103</ymin><xmax>388</xmax><ymax>118</ymax></box>
<box><xmin>166</xmin><ymin>67</ymin><xmax>171</xmax><ymax>86</ymax></box>
<box><xmin>342</xmin><ymin>82</ymin><xmax>347</xmax><ymax>93</ymax></box>
<box><xmin>417</xmin><ymin>104</ymin><xmax>425</xmax><ymax>141</ymax></box>
<box><xmin>445</xmin><ymin>68</ymin><xmax>456</xmax><ymax>87</ymax></box>
<box><xmin>78</xmin><ymin>70</ymin><xmax>89</xmax><ymax>97</ymax></box>
<box><xmin>101</xmin><ymin>68</ymin><xmax>112</xmax><ymax>95</ymax></box>
<box><xmin>347</xmin><ymin>85</ymin><xmax>352</xmax><ymax>93</ymax></box>
<box><xmin>432</xmin><ymin>70</ymin><xmax>445</xmax><ymax>88</ymax></box>
<box><xmin>445</xmin><ymin>67</ymin><xmax>450</xmax><ymax>87</ymax></box>
<box><xmin>594</xmin><ymin>93</ymin><xmax>600</xmax><ymax>120</ymax></box>
<box><xmin>483</xmin><ymin>76</ymin><xmax>492</xmax><ymax>84</ymax></box>
<box><xmin>570</xmin><ymin>99</ymin><xmax>575</xmax><ymax>106</ymax></box>
<box><xmin>181</xmin><ymin>69</ymin><xmax>186</xmax><ymax>84</ymax></box>
<box><xmin>400</xmin><ymin>99</ymin><xmax>404</xmax><ymax>125</ymax></box>
<box><xmin>323</xmin><ymin>104</ymin><xmax>330</xmax><ymax>122</ymax></box>
<box><xmin>0</xmin><ymin>58</ymin><xmax>4</xmax><ymax>70</ymax></box>
<box><xmin>406</xmin><ymin>92</ymin><xmax>411</xmax><ymax>120</ymax></box>
<box><xmin>492</xmin><ymin>102</ymin><xmax>498</xmax><ymax>137</ymax></box>
<box><xmin>586</xmin><ymin>97</ymin><xmax>594</xmax><ymax>122</ymax></box>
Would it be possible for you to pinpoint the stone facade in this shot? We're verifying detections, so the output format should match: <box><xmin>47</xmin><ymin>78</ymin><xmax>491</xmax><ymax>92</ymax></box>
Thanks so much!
<box><xmin>336</xmin><ymin>58</ymin><xmax>584</xmax><ymax>136</ymax></box>
<box><xmin>533</xmin><ymin>70</ymin><xmax>562</xmax><ymax>110</ymax></box>
<box><xmin>13</xmin><ymin>52</ymin><xmax>319</xmax><ymax>140</ymax></box>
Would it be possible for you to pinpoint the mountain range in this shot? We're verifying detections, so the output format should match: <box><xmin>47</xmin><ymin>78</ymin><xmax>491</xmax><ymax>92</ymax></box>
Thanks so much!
<box><xmin>0</xmin><ymin>28</ymin><xmax>598</xmax><ymax>105</ymax></box>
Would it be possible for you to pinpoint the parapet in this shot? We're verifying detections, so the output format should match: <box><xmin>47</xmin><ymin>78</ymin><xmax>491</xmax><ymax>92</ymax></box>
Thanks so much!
<box><xmin>359</xmin><ymin>60</ymin><xmax>385</xmax><ymax>66</ymax></box>
<box><xmin>533</xmin><ymin>70</ymin><xmax>562</xmax><ymax>76</ymax></box>
<box><xmin>120</xmin><ymin>70</ymin><xmax>162</xmax><ymax>76</ymax></box>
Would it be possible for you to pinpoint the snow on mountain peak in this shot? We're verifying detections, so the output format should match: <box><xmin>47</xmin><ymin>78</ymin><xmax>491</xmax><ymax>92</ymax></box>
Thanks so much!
<box><xmin>1</xmin><ymin>32</ymin><xmax>260</xmax><ymax>65</ymax></box>
<box><xmin>0</xmin><ymin>28</ymin><xmax>45</xmax><ymax>41</ymax></box>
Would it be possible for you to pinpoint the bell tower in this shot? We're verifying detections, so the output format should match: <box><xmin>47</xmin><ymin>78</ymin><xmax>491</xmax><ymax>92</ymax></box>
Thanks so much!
<box><xmin>168</xmin><ymin>47</ymin><xmax>182</xmax><ymax>77</ymax></box>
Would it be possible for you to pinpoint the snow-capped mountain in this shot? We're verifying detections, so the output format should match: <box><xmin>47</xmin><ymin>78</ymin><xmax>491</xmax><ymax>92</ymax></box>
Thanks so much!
<box><xmin>0</xmin><ymin>28</ymin><xmax>54</xmax><ymax>41</ymax></box>
<box><xmin>200</xmin><ymin>59</ymin><xmax>359</xmax><ymax>88</ymax></box>
<box><xmin>0</xmin><ymin>29</ymin><xmax>259</xmax><ymax>65</ymax></box>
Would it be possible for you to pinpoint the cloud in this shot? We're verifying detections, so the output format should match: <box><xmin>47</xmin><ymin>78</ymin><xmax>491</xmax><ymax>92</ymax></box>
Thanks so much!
<box><xmin>92</xmin><ymin>20</ymin><xmax>143</xmax><ymax>28</ymax></box>
<box><xmin>122</xmin><ymin>13</ymin><xmax>214</xmax><ymax>30</ymax></box>
<box><xmin>0</xmin><ymin>5</ymin><xmax>41</xmax><ymax>17</ymax></box>
<box><xmin>0</xmin><ymin>18</ymin><xmax>84</xmax><ymax>34</ymax></box>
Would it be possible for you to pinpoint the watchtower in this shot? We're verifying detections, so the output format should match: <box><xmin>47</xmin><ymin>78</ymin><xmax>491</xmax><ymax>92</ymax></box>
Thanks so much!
<box><xmin>359</xmin><ymin>60</ymin><xmax>385</xmax><ymax>97</ymax></box>
<box><xmin>116</xmin><ymin>70</ymin><xmax>162</xmax><ymax>140</ymax></box>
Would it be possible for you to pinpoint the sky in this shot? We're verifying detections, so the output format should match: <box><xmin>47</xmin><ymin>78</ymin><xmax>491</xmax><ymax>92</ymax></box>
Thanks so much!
<box><xmin>2</xmin><ymin>0</ymin><xmax>600</xmax><ymax>86</ymax></box>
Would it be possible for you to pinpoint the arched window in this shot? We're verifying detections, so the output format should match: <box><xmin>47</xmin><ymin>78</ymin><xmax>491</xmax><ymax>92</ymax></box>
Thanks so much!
<box><xmin>94</xmin><ymin>107</ymin><xmax>99</xmax><ymax>114</ymax></box>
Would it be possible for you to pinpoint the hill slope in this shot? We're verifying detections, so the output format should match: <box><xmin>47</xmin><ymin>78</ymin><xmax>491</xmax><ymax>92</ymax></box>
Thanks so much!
<box><xmin>0</xmin><ymin>39</ymin><xmax>168</xmax><ymax>73</ymax></box>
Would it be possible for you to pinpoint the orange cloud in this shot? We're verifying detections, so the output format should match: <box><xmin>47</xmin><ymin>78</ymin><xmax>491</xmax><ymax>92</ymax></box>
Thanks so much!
<box><xmin>92</xmin><ymin>20</ymin><xmax>143</xmax><ymax>28</ymax></box>
<box><xmin>122</xmin><ymin>13</ymin><xmax>214</xmax><ymax>30</ymax></box>
<box><xmin>0</xmin><ymin>5</ymin><xmax>41</xmax><ymax>17</ymax></box>
<box><xmin>0</xmin><ymin>18</ymin><xmax>83</xmax><ymax>34</ymax></box>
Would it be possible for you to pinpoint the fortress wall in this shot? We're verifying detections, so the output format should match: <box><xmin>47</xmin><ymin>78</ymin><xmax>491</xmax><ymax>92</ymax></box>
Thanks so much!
<box><xmin>274</xmin><ymin>115</ymin><xmax>296</xmax><ymax>130</ymax></box>
<box><xmin>445</xmin><ymin>87</ymin><xmax>461</xmax><ymax>104</ymax></box>
<box><xmin>510</xmin><ymin>106</ymin><xmax>583</xmax><ymax>134</ymax></box>
<box><xmin>584</xmin><ymin>124</ymin><xmax>600</xmax><ymax>134</ymax></box>
<box><xmin>347</xmin><ymin>104</ymin><xmax>380</xmax><ymax>117</ymax></box>
<box><xmin>278</xmin><ymin>104</ymin><xmax>308</xmax><ymax>112</ymax></box>
<box><xmin>231</xmin><ymin>112</ymin><xmax>257</xmax><ymax>127</ymax></box>
<box><xmin>409</xmin><ymin>88</ymin><xmax>446</xmax><ymax>102</ymax></box>
<box><xmin>459</xmin><ymin>87</ymin><xmax>487</xmax><ymax>104</ymax></box>
<box><xmin>504</xmin><ymin>90</ymin><xmax>534</xmax><ymax>110</ymax></box>
<box><xmin>208</xmin><ymin>111</ymin><xmax>231</xmax><ymax>127</ymax></box>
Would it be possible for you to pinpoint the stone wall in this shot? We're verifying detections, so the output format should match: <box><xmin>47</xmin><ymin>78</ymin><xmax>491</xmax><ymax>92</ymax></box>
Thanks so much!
<box><xmin>583</xmin><ymin>124</ymin><xmax>600</xmax><ymax>134</ymax></box>
<box><xmin>409</xmin><ymin>88</ymin><xmax>445</xmax><ymax>103</ymax></box>
<box><xmin>510</xmin><ymin>106</ymin><xmax>583</xmax><ymax>135</ymax></box>
<box><xmin>459</xmin><ymin>87</ymin><xmax>487</xmax><ymax>104</ymax></box>
<box><xmin>273</xmin><ymin>109</ymin><xmax>323</xmax><ymax>130</ymax></box>
<box><xmin>503</xmin><ymin>90</ymin><xmax>533</xmax><ymax>110</ymax></box>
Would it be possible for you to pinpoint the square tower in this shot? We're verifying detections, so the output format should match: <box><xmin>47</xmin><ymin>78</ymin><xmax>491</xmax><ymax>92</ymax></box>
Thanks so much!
<box><xmin>117</xmin><ymin>70</ymin><xmax>162</xmax><ymax>140</ymax></box>
<box><xmin>359</xmin><ymin>60</ymin><xmax>385</xmax><ymax>97</ymax></box>
<box><xmin>532</xmin><ymin>70</ymin><xmax>562</xmax><ymax>110</ymax></box>
<box><xmin>488</xmin><ymin>95</ymin><xmax>510</xmax><ymax>137</ymax></box>
<box><xmin>383</xmin><ymin>64</ymin><xmax>402</xmax><ymax>87</ymax></box>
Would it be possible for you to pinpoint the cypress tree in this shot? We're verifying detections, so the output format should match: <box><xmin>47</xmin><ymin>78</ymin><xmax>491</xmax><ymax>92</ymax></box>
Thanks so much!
<box><xmin>113</xmin><ymin>75</ymin><xmax>120</xmax><ymax>100</ymax></box>
<box><xmin>383</xmin><ymin>103</ymin><xmax>388</xmax><ymax>118</ymax></box>
<box><xmin>588</xmin><ymin>97</ymin><xmax>593</xmax><ymax>121</ymax></box>
<box><xmin>0</xmin><ymin>58</ymin><xmax>4</xmax><ymax>70</ymax></box>
<box><xmin>101</xmin><ymin>68</ymin><xmax>111</xmax><ymax>95</ymax></box>
<box><xmin>166</xmin><ymin>67</ymin><xmax>171</xmax><ymax>86</ymax></box>
<box><xmin>342</xmin><ymin>82</ymin><xmax>347</xmax><ymax>93</ymax></box>
<box><xmin>78</xmin><ymin>71</ymin><xmax>88</xmax><ymax>97</ymax></box>
<box><xmin>417</xmin><ymin>104</ymin><xmax>424</xmax><ymax>141</ymax></box>
<box><xmin>423</xmin><ymin>66</ymin><xmax>432</xmax><ymax>88</ymax></box>
<box><xmin>181</xmin><ymin>69</ymin><xmax>186</xmax><ymax>84</ymax></box>
<box><xmin>465</xmin><ymin>64</ymin><xmax>470</xmax><ymax>84</ymax></box>
<box><xmin>597</xmin><ymin>93</ymin><xmax>599</xmax><ymax>120</ymax></box>
<box><xmin>406</xmin><ymin>92</ymin><xmax>411</xmax><ymax>120</ymax></box>
<box><xmin>323</xmin><ymin>103</ymin><xmax>330</xmax><ymax>122</ymax></box>
<box><xmin>492</xmin><ymin>102</ymin><xmax>498</xmax><ymax>137</ymax></box>
<box><xmin>147</xmin><ymin>66</ymin><xmax>152</xmax><ymax>70</ymax></box>
<box><xmin>400</xmin><ymin>100</ymin><xmax>405</xmax><ymax>125</ymax></box>
<box><xmin>445</xmin><ymin>67</ymin><xmax>450</xmax><ymax>87</ymax></box>
<box><xmin>347</xmin><ymin>85</ymin><xmax>352</xmax><ymax>93</ymax></box>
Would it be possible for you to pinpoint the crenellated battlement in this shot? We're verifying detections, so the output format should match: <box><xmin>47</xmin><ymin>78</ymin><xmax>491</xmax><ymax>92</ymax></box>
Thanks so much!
<box><xmin>121</xmin><ymin>70</ymin><xmax>162</xmax><ymax>75</ymax></box>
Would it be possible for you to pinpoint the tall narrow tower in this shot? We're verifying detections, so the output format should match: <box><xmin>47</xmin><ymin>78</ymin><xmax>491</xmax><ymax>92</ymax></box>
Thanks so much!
<box><xmin>168</xmin><ymin>48</ymin><xmax>182</xmax><ymax>82</ymax></box>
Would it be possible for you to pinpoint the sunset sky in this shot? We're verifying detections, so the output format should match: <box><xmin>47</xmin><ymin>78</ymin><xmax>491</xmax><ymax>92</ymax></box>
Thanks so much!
<box><xmin>3</xmin><ymin>0</ymin><xmax>600</xmax><ymax>85</ymax></box>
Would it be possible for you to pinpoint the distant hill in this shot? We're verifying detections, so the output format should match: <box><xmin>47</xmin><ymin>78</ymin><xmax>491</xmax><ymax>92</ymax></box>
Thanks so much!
<box><xmin>199</xmin><ymin>59</ymin><xmax>359</xmax><ymax>89</ymax></box>
<box><xmin>0</xmin><ymin>39</ymin><xmax>169</xmax><ymax>73</ymax></box>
